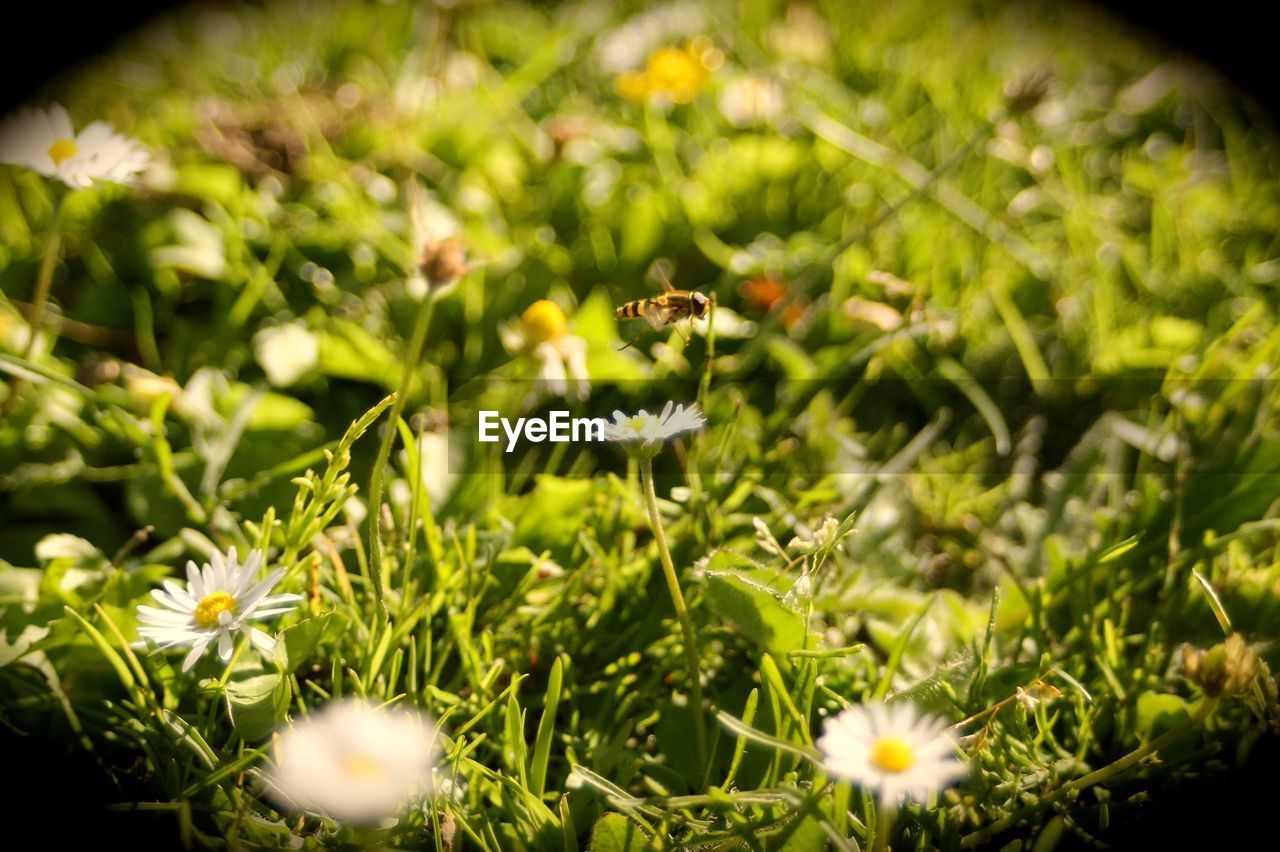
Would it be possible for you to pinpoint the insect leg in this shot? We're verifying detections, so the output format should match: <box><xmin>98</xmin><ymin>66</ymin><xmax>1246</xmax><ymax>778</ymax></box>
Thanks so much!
<box><xmin>617</xmin><ymin>329</ymin><xmax>648</xmax><ymax>352</ymax></box>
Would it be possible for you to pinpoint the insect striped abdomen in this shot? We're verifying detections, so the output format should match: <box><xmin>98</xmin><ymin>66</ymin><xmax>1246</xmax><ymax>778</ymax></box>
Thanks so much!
<box><xmin>616</xmin><ymin>300</ymin><xmax>647</xmax><ymax>319</ymax></box>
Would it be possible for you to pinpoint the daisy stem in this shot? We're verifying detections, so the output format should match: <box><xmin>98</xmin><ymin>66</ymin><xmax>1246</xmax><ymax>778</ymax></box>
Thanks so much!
<box><xmin>959</xmin><ymin>696</ymin><xmax>1218</xmax><ymax>847</ymax></box>
<box><xmin>20</xmin><ymin>192</ymin><xmax>65</xmax><ymax>363</ymax></box>
<box><xmin>639</xmin><ymin>454</ymin><xmax>707</xmax><ymax>768</ymax></box>
<box><xmin>367</xmin><ymin>292</ymin><xmax>436</xmax><ymax>626</ymax></box>
<box><xmin>871</xmin><ymin>803</ymin><xmax>895</xmax><ymax>852</ymax></box>
<box><xmin>3</xmin><ymin>192</ymin><xmax>65</xmax><ymax>417</ymax></box>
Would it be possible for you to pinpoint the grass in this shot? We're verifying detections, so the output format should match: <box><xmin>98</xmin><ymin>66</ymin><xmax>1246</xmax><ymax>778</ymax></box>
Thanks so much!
<box><xmin>2</xmin><ymin>0</ymin><xmax>1280</xmax><ymax>848</ymax></box>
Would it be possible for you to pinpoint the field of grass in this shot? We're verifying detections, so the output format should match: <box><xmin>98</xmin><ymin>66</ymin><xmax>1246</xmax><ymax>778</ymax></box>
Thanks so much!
<box><xmin>2</xmin><ymin>0</ymin><xmax>1279</xmax><ymax>848</ymax></box>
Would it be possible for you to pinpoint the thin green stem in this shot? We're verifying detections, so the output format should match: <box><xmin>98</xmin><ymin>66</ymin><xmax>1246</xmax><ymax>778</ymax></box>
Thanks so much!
<box><xmin>960</xmin><ymin>697</ymin><xmax>1218</xmax><ymax>847</ymax></box>
<box><xmin>3</xmin><ymin>193</ymin><xmax>65</xmax><ymax>418</ymax></box>
<box><xmin>367</xmin><ymin>294</ymin><xmax>436</xmax><ymax>625</ymax></box>
<box><xmin>639</xmin><ymin>454</ymin><xmax>708</xmax><ymax>767</ymax></box>
<box><xmin>20</xmin><ymin>193</ymin><xmax>66</xmax><ymax>362</ymax></box>
<box><xmin>696</xmin><ymin>296</ymin><xmax>715</xmax><ymax>411</ymax></box>
<box><xmin>870</xmin><ymin>802</ymin><xmax>894</xmax><ymax>852</ymax></box>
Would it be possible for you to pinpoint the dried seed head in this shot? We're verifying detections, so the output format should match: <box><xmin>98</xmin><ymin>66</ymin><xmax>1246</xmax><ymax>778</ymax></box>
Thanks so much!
<box><xmin>1183</xmin><ymin>634</ymin><xmax>1260</xmax><ymax>697</ymax></box>
<box><xmin>419</xmin><ymin>238</ymin><xmax>468</xmax><ymax>290</ymax></box>
<box><xmin>1004</xmin><ymin>68</ymin><xmax>1053</xmax><ymax>115</ymax></box>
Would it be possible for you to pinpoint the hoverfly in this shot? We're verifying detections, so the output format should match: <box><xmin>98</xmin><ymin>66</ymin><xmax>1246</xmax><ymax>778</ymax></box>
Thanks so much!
<box><xmin>615</xmin><ymin>269</ymin><xmax>714</xmax><ymax>351</ymax></box>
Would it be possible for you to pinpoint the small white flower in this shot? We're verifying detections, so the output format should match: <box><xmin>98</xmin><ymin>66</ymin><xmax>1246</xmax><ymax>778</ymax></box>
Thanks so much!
<box><xmin>253</xmin><ymin>323</ymin><xmax>319</xmax><ymax>387</ymax></box>
<box><xmin>0</xmin><ymin>103</ymin><xmax>149</xmax><ymax>188</ymax></box>
<box><xmin>265</xmin><ymin>699</ymin><xmax>442</xmax><ymax>823</ymax></box>
<box><xmin>788</xmin><ymin>515</ymin><xmax>844</xmax><ymax>554</ymax></box>
<box><xmin>604</xmin><ymin>401</ymin><xmax>706</xmax><ymax>448</ymax></box>
<box><xmin>718</xmin><ymin>75</ymin><xmax>785</xmax><ymax>127</ymax></box>
<box><xmin>818</xmin><ymin>702</ymin><xmax>968</xmax><ymax>804</ymax></box>
<box><xmin>753</xmin><ymin>516</ymin><xmax>786</xmax><ymax>557</ymax></box>
<box><xmin>136</xmin><ymin>548</ymin><xmax>302</xmax><ymax>672</ymax></box>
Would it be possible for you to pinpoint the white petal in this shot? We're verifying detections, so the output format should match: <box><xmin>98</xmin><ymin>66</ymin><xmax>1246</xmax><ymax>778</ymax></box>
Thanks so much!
<box><xmin>237</xmin><ymin>567</ymin><xmax>289</xmax><ymax>615</ymax></box>
<box><xmin>47</xmin><ymin>104</ymin><xmax>74</xmax><ymax>141</ymax></box>
<box><xmin>182</xmin><ymin>636</ymin><xmax>213</xmax><ymax>671</ymax></box>
<box><xmin>247</xmin><ymin>603</ymin><xmax>303</xmax><ymax>620</ymax></box>
<box><xmin>162</xmin><ymin>579</ymin><xmax>198</xmax><ymax>609</ymax></box>
<box><xmin>244</xmin><ymin>626</ymin><xmax>276</xmax><ymax>656</ymax></box>
<box><xmin>186</xmin><ymin>560</ymin><xmax>204</xmax><ymax>597</ymax></box>
<box><xmin>217</xmin><ymin>629</ymin><xmax>234</xmax><ymax>661</ymax></box>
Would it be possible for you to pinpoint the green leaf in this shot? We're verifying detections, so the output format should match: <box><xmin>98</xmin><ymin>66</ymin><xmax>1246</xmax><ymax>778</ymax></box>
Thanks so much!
<box><xmin>226</xmin><ymin>385</ymin><xmax>315</xmax><ymax>431</ymax></box>
<box><xmin>589</xmin><ymin>813</ymin><xmax>654</xmax><ymax>852</ymax></box>
<box><xmin>511</xmin><ymin>476</ymin><xmax>596</xmax><ymax>553</ymax></box>
<box><xmin>768</xmin><ymin>811</ymin><xmax>828</xmax><ymax>852</ymax></box>
<box><xmin>873</xmin><ymin>595</ymin><xmax>936</xmax><ymax>700</ymax></box>
<box><xmin>529</xmin><ymin>655</ymin><xmax>564</xmax><ymax>797</ymax></box>
<box><xmin>36</xmin><ymin>535</ymin><xmax>109</xmax><ymax>603</ymax></box>
<box><xmin>317</xmin><ymin>319</ymin><xmax>403</xmax><ymax>390</ymax></box>
<box><xmin>225</xmin><ymin>671</ymin><xmax>291</xmax><ymax>741</ymax></box>
<box><xmin>618</xmin><ymin>189</ymin><xmax>665</xmax><ymax>265</ymax></box>
<box><xmin>1135</xmin><ymin>691</ymin><xmax>1192</xmax><ymax>740</ymax></box>
<box><xmin>703</xmin><ymin>552</ymin><xmax>807</xmax><ymax>660</ymax></box>
<box><xmin>271</xmin><ymin>612</ymin><xmax>337</xmax><ymax>673</ymax></box>
<box><xmin>34</xmin><ymin>534</ymin><xmax>106</xmax><ymax>566</ymax></box>
<box><xmin>764</xmin><ymin>337</ymin><xmax>816</xmax><ymax>381</ymax></box>
<box><xmin>172</xmin><ymin>163</ymin><xmax>244</xmax><ymax>207</ymax></box>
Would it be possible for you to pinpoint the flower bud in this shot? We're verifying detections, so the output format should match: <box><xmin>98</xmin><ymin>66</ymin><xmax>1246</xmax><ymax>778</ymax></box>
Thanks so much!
<box><xmin>1183</xmin><ymin>634</ymin><xmax>1259</xmax><ymax>697</ymax></box>
<box><xmin>420</xmin><ymin>238</ymin><xmax>468</xmax><ymax>290</ymax></box>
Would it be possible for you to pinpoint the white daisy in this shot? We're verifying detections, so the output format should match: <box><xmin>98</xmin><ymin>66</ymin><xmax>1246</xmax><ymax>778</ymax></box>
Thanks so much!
<box><xmin>136</xmin><ymin>547</ymin><xmax>302</xmax><ymax>672</ymax></box>
<box><xmin>0</xmin><ymin>103</ymin><xmax>149</xmax><ymax>188</ymax></box>
<box><xmin>603</xmin><ymin>401</ymin><xmax>706</xmax><ymax>450</ymax></box>
<box><xmin>818</xmin><ymin>702</ymin><xmax>968</xmax><ymax>804</ymax></box>
<box><xmin>265</xmin><ymin>699</ymin><xmax>442</xmax><ymax>823</ymax></box>
<box><xmin>500</xmin><ymin>299</ymin><xmax>590</xmax><ymax>399</ymax></box>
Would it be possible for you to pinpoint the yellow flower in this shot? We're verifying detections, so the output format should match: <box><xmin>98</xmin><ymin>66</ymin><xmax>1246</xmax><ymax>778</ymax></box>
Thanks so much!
<box><xmin>616</xmin><ymin>39</ymin><xmax>720</xmax><ymax>105</ymax></box>
<box><xmin>502</xmin><ymin>300</ymin><xmax>590</xmax><ymax>398</ymax></box>
<box><xmin>520</xmin><ymin>300</ymin><xmax>570</xmax><ymax>346</ymax></box>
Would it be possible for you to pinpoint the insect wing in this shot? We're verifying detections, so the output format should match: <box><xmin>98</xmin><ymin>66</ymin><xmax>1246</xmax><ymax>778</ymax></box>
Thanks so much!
<box><xmin>642</xmin><ymin>299</ymin><xmax>675</xmax><ymax>330</ymax></box>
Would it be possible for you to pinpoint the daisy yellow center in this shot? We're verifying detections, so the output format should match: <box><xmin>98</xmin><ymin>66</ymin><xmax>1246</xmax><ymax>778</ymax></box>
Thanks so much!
<box><xmin>47</xmin><ymin>138</ymin><xmax>79</xmax><ymax>166</ymax></box>
<box><xmin>521</xmin><ymin>300</ymin><xmax>568</xmax><ymax>345</ymax></box>
<box><xmin>869</xmin><ymin>736</ymin><xmax>916</xmax><ymax>774</ymax></box>
<box><xmin>626</xmin><ymin>415</ymin><xmax>652</xmax><ymax>433</ymax></box>
<box><xmin>341</xmin><ymin>754</ymin><xmax>385</xmax><ymax>778</ymax></box>
<box><xmin>193</xmin><ymin>591</ymin><xmax>238</xmax><ymax>628</ymax></box>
